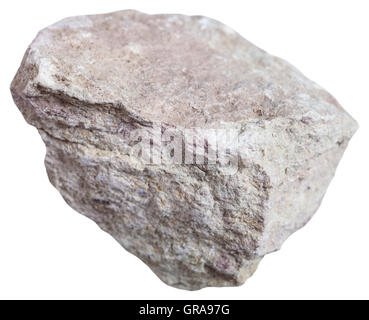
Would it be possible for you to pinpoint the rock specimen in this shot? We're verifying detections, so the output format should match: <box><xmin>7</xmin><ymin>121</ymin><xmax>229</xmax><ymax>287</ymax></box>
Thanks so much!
<box><xmin>11</xmin><ymin>10</ymin><xmax>357</xmax><ymax>290</ymax></box>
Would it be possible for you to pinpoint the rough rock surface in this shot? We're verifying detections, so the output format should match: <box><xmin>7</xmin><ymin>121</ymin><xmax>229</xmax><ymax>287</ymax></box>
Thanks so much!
<box><xmin>11</xmin><ymin>10</ymin><xmax>357</xmax><ymax>290</ymax></box>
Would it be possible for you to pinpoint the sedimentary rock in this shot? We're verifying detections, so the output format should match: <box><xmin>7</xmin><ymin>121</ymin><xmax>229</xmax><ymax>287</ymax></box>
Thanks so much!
<box><xmin>11</xmin><ymin>10</ymin><xmax>357</xmax><ymax>290</ymax></box>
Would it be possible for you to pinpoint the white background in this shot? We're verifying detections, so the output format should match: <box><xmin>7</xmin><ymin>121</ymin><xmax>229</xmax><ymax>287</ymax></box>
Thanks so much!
<box><xmin>0</xmin><ymin>0</ymin><xmax>368</xmax><ymax>300</ymax></box>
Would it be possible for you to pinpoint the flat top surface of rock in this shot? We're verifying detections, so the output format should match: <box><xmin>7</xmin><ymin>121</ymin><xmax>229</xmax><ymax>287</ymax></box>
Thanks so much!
<box><xmin>23</xmin><ymin>10</ymin><xmax>346</xmax><ymax>127</ymax></box>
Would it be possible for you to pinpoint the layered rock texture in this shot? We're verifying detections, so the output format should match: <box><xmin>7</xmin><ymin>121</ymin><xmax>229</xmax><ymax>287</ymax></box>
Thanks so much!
<box><xmin>11</xmin><ymin>10</ymin><xmax>357</xmax><ymax>290</ymax></box>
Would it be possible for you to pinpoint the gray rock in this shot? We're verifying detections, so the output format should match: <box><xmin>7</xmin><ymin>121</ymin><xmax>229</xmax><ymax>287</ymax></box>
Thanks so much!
<box><xmin>11</xmin><ymin>10</ymin><xmax>357</xmax><ymax>290</ymax></box>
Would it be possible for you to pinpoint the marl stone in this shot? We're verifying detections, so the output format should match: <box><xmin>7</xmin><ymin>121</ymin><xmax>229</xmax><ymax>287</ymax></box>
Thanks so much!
<box><xmin>11</xmin><ymin>10</ymin><xmax>357</xmax><ymax>290</ymax></box>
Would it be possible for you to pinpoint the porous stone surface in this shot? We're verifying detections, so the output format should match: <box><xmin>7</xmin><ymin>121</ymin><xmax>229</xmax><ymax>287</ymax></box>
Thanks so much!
<box><xmin>11</xmin><ymin>10</ymin><xmax>357</xmax><ymax>290</ymax></box>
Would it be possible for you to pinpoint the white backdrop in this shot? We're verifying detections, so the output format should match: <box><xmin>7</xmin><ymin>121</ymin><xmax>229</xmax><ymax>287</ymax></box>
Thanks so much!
<box><xmin>0</xmin><ymin>0</ymin><xmax>368</xmax><ymax>299</ymax></box>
